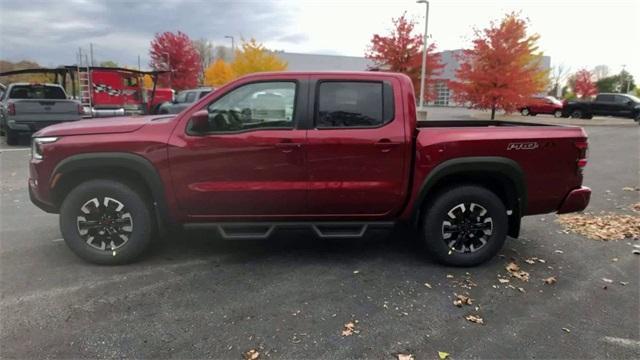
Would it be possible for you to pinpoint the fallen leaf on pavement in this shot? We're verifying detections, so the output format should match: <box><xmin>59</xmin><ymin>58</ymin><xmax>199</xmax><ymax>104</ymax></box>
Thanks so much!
<box><xmin>557</xmin><ymin>213</ymin><xmax>640</xmax><ymax>240</ymax></box>
<box><xmin>554</xmin><ymin>250</ymin><xmax>564</xmax><ymax>254</ymax></box>
<box><xmin>353</xmin><ymin>270</ymin><xmax>360</xmax><ymax>274</ymax></box>
<box><xmin>543</xmin><ymin>276</ymin><xmax>557</xmax><ymax>285</ymax></box>
<box><xmin>525</xmin><ymin>258</ymin><xmax>536</xmax><ymax>264</ymax></box>
<box><xmin>465</xmin><ymin>314</ymin><xmax>484</xmax><ymax>325</ymax></box>
<box><xmin>562</xmin><ymin>327</ymin><xmax>571</xmax><ymax>333</ymax></box>
<box><xmin>453</xmin><ymin>293</ymin><xmax>473</xmax><ymax>307</ymax></box>
<box><xmin>632</xmin><ymin>203</ymin><xmax>640</xmax><ymax>213</ymax></box>
<box><xmin>438</xmin><ymin>351</ymin><xmax>450</xmax><ymax>360</ymax></box>
<box><xmin>506</xmin><ymin>262</ymin><xmax>530</xmax><ymax>282</ymax></box>
<box><xmin>622</xmin><ymin>187</ymin><xmax>639</xmax><ymax>191</ymax></box>
<box><xmin>446</xmin><ymin>274</ymin><xmax>454</xmax><ymax>279</ymax></box>
<box><xmin>633</xmin><ymin>249</ymin><xmax>640</xmax><ymax>255</ymax></box>
<box><xmin>243</xmin><ymin>349</ymin><xmax>260</xmax><ymax>360</ymax></box>
<box><xmin>602</xmin><ymin>278</ymin><xmax>613</xmax><ymax>283</ymax></box>
<box><xmin>424</xmin><ymin>283</ymin><xmax>432</xmax><ymax>289</ymax></box>
<box><xmin>341</xmin><ymin>321</ymin><xmax>358</xmax><ymax>336</ymax></box>
<box><xmin>620</xmin><ymin>281</ymin><xmax>629</xmax><ymax>286</ymax></box>
<box><xmin>397</xmin><ymin>354</ymin><xmax>414</xmax><ymax>360</ymax></box>
<box><xmin>498</xmin><ymin>278</ymin><xmax>510</xmax><ymax>284</ymax></box>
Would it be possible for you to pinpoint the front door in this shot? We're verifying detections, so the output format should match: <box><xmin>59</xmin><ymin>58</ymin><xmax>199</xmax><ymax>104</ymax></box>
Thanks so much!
<box><xmin>169</xmin><ymin>79</ymin><xmax>308</xmax><ymax>218</ymax></box>
<box><xmin>305</xmin><ymin>76</ymin><xmax>409</xmax><ymax>217</ymax></box>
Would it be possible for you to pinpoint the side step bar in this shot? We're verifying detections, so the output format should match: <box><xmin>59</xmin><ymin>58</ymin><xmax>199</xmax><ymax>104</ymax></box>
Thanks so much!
<box><xmin>184</xmin><ymin>222</ymin><xmax>395</xmax><ymax>240</ymax></box>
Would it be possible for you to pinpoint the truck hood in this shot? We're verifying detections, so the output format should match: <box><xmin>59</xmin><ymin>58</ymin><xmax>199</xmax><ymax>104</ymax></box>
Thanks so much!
<box><xmin>33</xmin><ymin>115</ymin><xmax>159</xmax><ymax>137</ymax></box>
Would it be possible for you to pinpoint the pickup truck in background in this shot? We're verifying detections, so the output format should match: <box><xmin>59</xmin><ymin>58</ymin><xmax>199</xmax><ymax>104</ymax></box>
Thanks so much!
<box><xmin>563</xmin><ymin>93</ymin><xmax>640</xmax><ymax>122</ymax></box>
<box><xmin>28</xmin><ymin>71</ymin><xmax>591</xmax><ymax>266</ymax></box>
<box><xmin>157</xmin><ymin>87</ymin><xmax>214</xmax><ymax>114</ymax></box>
<box><xmin>0</xmin><ymin>83</ymin><xmax>83</xmax><ymax>145</ymax></box>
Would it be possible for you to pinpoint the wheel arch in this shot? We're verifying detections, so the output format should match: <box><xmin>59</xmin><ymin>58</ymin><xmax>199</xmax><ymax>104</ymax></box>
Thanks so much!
<box><xmin>412</xmin><ymin>156</ymin><xmax>526</xmax><ymax>238</ymax></box>
<box><xmin>50</xmin><ymin>152</ymin><xmax>173</xmax><ymax>228</ymax></box>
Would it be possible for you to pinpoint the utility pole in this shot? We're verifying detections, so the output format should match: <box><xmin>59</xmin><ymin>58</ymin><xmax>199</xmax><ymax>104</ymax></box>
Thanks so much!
<box><xmin>417</xmin><ymin>0</ymin><xmax>430</xmax><ymax>109</ymax></box>
<box><xmin>138</xmin><ymin>55</ymin><xmax>141</xmax><ymax>71</ymax></box>
<box><xmin>89</xmin><ymin>43</ymin><xmax>95</xmax><ymax>66</ymax></box>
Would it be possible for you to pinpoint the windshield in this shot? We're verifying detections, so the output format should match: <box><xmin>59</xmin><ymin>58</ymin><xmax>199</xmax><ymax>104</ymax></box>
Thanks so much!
<box><xmin>9</xmin><ymin>85</ymin><xmax>66</xmax><ymax>100</ymax></box>
<box><xmin>626</xmin><ymin>94</ymin><xmax>640</xmax><ymax>103</ymax></box>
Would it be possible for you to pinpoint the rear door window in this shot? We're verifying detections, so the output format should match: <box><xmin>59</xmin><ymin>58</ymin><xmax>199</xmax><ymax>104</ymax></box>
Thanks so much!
<box><xmin>596</xmin><ymin>94</ymin><xmax>614</xmax><ymax>102</ymax></box>
<box><xmin>316</xmin><ymin>81</ymin><xmax>393</xmax><ymax>128</ymax></box>
<box><xmin>199</xmin><ymin>90</ymin><xmax>211</xmax><ymax>99</ymax></box>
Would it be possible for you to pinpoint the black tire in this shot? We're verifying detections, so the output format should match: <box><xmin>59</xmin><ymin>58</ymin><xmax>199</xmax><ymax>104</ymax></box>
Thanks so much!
<box><xmin>5</xmin><ymin>128</ymin><xmax>19</xmax><ymax>145</ymax></box>
<box><xmin>570</xmin><ymin>109</ymin><xmax>583</xmax><ymax>119</ymax></box>
<box><xmin>422</xmin><ymin>185</ymin><xmax>508</xmax><ymax>267</ymax></box>
<box><xmin>583</xmin><ymin>114</ymin><xmax>593</xmax><ymax>119</ymax></box>
<box><xmin>59</xmin><ymin>179</ymin><xmax>154</xmax><ymax>265</ymax></box>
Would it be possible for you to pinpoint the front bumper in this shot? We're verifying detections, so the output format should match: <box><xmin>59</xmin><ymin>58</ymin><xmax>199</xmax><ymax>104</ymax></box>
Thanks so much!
<box><xmin>28</xmin><ymin>179</ymin><xmax>57</xmax><ymax>213</ymax></box>
<box><xmin>557</xmin><ymin>186</ymin><xmax>591</xmax><ymax>214</ymax></box>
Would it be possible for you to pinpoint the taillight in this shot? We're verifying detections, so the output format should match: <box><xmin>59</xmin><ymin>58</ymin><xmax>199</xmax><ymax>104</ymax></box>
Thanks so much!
<box><xmin>575</xmin><ymin>140</ymin><xmax>588</xmax><ymax>174</ymax></box>
<box><xmin>7</xmin><ymin>102</ymin><xmax>16</xmax><ymax>116</ymax></box>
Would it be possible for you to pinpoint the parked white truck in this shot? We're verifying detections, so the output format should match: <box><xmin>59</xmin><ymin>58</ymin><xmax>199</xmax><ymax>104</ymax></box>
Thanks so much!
<box><xmin>0</xmin><ymin>83</ymin><xmax>83</xmax><ymax>145</ymax></box>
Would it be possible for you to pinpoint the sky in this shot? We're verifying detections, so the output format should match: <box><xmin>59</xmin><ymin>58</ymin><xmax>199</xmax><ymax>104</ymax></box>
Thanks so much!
<box><xmin>0</xmin><ymin>0</ymin><xmax>638</xmax><ymax>80</ymax></box>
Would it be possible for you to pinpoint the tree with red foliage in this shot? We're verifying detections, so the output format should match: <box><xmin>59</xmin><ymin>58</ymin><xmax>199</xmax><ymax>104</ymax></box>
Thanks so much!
<box><xmin>366</xmin><ymin>13</ymin><xmax>443</xmax><ymax>103</ymax></box>
<box><xmin>149</xmin><ymin>31</ymin><xmax>201</xmax><ymax>90</ymax></box>
<box><xmin>449</xmin><ymin>13</ymin><xmax>548</xmax><ymax>119</ymax></box>
<box><xmin>573</xmin><ymin>69</ymin><xmax>597</xmax><ymax>98</ymax></box>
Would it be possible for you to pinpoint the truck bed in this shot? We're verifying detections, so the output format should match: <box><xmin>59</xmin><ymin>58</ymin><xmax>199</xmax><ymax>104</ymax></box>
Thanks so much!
<box><xmin>418</xmin><ymin>120</ymin><xmax>553</xmax><ymax>128</ymax></box>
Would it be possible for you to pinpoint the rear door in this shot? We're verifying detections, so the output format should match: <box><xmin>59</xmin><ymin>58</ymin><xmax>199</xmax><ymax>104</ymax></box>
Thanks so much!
<box><xmin>169</xmin><ymin>76</ymin><xmax>309</xmax><ymax>217</ymax></box>
<box><xmin>592</xmin><ymin>94</ymin><xmax>614</xmax><ymax>115</ymax></box>
<box><xmin>305</xmin><ymin>75</ymin><xmax>409</xmax><ymax>217</ymax></box>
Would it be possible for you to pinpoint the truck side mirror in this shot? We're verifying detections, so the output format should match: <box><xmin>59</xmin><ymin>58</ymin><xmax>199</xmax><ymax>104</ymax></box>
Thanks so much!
<box><xmin>188</xmin><ymin>110</ymin><xmax>209</xmax><ymax>133</ymax></box>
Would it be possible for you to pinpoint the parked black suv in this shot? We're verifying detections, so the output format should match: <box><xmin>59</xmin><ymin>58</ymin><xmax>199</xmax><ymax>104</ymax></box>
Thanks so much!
<box><xmin>563</xmin><ymin>93</ymin><xmax>640</xmax><ymax>122</ymax></box>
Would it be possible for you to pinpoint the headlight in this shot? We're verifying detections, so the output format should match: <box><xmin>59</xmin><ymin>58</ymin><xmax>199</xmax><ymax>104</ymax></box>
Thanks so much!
<box><xmin>31</xmin><ymin>137</ymin><xmax>58</xmax><ymax>160</ymax></box>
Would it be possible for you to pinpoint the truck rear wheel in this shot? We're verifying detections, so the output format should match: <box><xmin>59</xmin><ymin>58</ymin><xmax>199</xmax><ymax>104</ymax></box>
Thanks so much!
<box><xmin>570</xmin><ymin>109</ymin><xmax>583</xmax><ymax>119</ymax></box>
<box><xmin>59</xmin><ymin>179</ymin><xmax>154</xmax><ymax>265</ymax></box>
<box><xmin>422</xmin><ymin>185</ymin><xmax>508</xmax><ymax>267</ymax></box>
<box><xmin>5</xmin><ymin>128</ymin><xmax>19</xmax><ymax>145</ymax></box>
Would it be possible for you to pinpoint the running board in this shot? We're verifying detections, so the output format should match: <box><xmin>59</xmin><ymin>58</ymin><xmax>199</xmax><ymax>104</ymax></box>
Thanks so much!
<box><xmin>184</xmin><ymin>221</ymin><xmax>395</xmax><ymax>240</ymax></box>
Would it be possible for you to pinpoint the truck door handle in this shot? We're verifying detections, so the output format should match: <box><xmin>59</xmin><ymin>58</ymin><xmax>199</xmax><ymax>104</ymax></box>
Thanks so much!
<box><xmin>375</xmin><ymin>139</ymin><xmax>398</xmax><ymax>153</ymax></box>
<box><xmin>275</xmin><ymin>140</ymin><xmax>300</xmax><ymax>153</ymax></box>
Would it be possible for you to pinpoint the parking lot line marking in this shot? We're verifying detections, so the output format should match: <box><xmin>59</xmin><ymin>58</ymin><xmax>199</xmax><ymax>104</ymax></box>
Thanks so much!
<box><xmin>601</xmin><ymin>336</ymin><xmax>640</xmax><ymax>350</ymax></box>
<box><xmin>0</xmin><ymin>148</ymin><xmax>30</xmax><ymax>152</ymax></box>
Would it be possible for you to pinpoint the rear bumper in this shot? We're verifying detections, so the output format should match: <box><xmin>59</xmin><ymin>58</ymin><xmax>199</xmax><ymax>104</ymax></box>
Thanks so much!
<box><xmin>557</xmin><ymin>186</ymin><xmax>591</xmax><ymax>214</ymax></box>
<box><xmin>7</xmin><ymin>119</ymin><xmax>79</xmax><ymax>132</ymax></box>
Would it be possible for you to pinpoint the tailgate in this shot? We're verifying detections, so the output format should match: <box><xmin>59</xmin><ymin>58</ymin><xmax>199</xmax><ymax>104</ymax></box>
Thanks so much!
<box><xmin>12</xmin><ymin>99</ymin><xmax>82</xmax><ymax>122</ymax></box>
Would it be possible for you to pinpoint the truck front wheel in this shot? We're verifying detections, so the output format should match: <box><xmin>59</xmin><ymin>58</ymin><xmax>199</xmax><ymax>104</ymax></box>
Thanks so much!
<box><xmin>422</xmin><ymin>185</ymin><xmax>508</xmax><ymax>267</ymax></box>
<box><xmin>570</xmin><ymin>109</ymin><xmax>583</xmax><ymax>119</ymax></box>
<box><xmin>59</xmin><ymin>179</ymin><xmax>154</xmax><ymax>265</ymax></box>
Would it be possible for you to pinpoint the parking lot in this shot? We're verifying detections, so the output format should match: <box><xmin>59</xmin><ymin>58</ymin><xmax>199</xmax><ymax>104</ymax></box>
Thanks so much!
<box><xmin>0</xmin><ymin>115</ymin><xmax>639</xmax><ymax>359</ymax></box>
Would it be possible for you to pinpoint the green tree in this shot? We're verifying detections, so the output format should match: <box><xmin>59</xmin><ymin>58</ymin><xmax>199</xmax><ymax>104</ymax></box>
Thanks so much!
<box><xmin>99</xmin><ymin>60</ymin><xmax>119</xmax><ymax>67</ymax></box>
<box><xmin>596</xmin><ymin>70</ymin><xmax>636</xmax><ymax>93</ymax></box>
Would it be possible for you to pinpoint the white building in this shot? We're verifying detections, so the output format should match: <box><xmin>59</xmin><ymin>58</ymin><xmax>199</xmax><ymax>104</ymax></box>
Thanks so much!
<box><xmin>275</xmin><ymin>50</ymin><xmax>551</xmax><ymax>107</ymax></box>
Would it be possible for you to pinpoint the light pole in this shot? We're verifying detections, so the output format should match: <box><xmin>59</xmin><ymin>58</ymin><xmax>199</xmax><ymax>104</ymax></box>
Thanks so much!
<box><xmin>417</xmin><ymin>0</ymin><xmax>430</xmax><ymax>109</ymax></box>
<box><xmin>225</xmin><ymin>35</ymin><xmax>235</xmax><ymax>55</ymax></box>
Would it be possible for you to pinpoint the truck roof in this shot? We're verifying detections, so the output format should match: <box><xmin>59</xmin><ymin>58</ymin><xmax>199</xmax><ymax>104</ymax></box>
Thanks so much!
<box><xmin>237</xmin><ymin>71</ymin><xmax>407</xmax><ymax>78</ymax></box>
<box><xmin>7</xmin><ymin>82</ymin><xmax>63</xmax><ymax>87</ymax></box>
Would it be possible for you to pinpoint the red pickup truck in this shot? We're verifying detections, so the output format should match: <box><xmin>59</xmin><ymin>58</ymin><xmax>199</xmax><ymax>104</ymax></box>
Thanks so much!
<box><xmin>28</xmin><ymin>71</ymin><xmax>591</xmax><ymax>266</ymax></box>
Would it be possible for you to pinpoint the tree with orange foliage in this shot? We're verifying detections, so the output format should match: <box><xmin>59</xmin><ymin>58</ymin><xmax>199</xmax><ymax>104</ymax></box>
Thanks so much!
<box><xmin>204</xmin><ymin>59</ymin><xmax>236</xmax><ymax>87</ymax></box>
<box><xmin>573</xmin><ymin>69</ymin><xmax>597</xmax><ymax>98</ymax></box>
<box><xmin>366</xmin><ymin>13</ymin><xmax>443</xmax><ymax>103</ymax></box>
<box><xmin>449</xmin><ymin>13</ymin><xmax>548</xmax><ymax>119</ymax></box>
<box><xmin>231</xmin><ymin>39</ymin><xmax>287</xmax><ymax>77</ymax></box>
<box><xmin>149</xmin><ymin>31</ymin><xmax>201</xmax><ymax>90</ymax></box>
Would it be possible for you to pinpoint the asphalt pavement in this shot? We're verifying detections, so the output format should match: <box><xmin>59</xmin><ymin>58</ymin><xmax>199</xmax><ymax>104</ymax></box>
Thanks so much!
<box><xmin>0</xmin><ymin>114</ymin><xmax>639</xmax><ymax>359</ymax></box>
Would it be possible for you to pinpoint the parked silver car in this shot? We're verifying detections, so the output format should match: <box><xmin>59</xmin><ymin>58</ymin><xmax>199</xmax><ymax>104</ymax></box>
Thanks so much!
<box><xmin>157</xmin><ymin>87</ymin><xmax>213</xmax><ymax>114</ymax></box>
